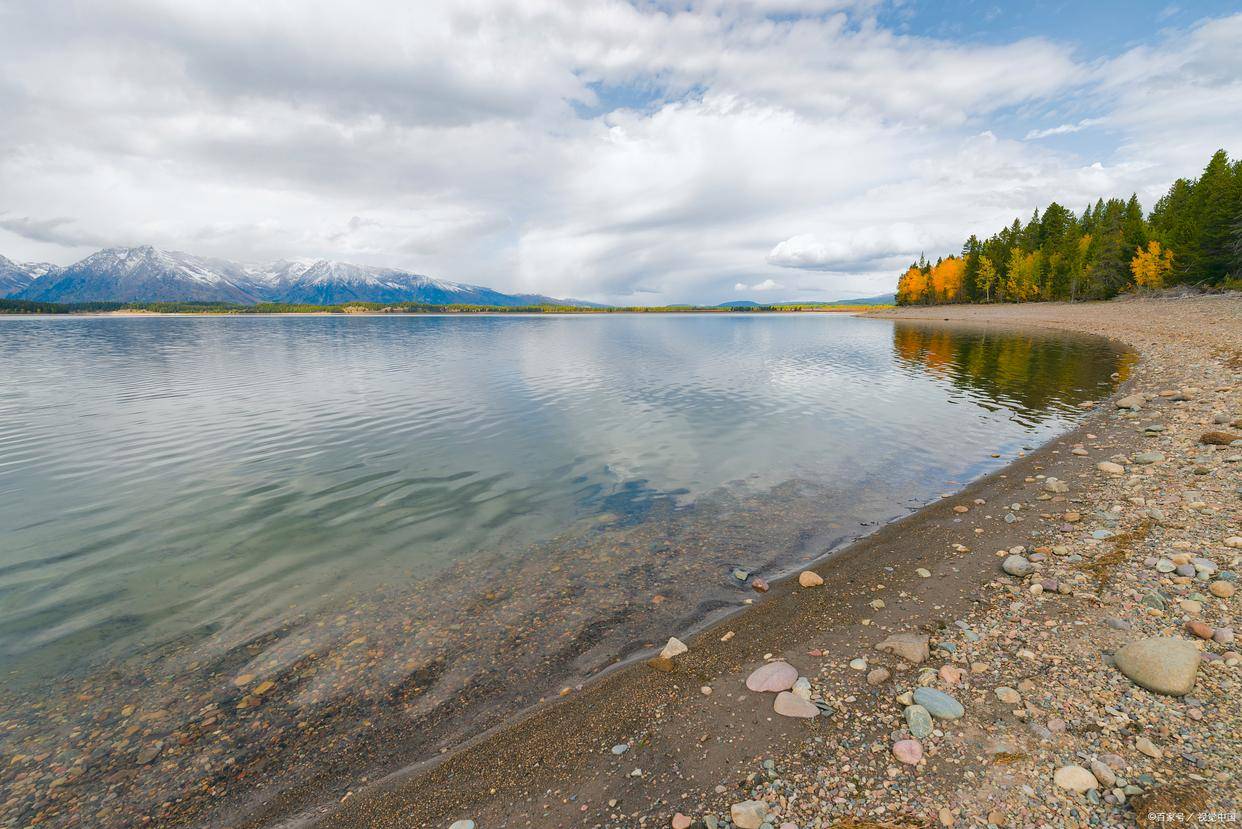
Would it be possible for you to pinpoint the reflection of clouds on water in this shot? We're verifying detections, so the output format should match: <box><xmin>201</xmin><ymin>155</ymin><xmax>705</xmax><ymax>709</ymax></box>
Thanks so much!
<box><xmin>0</xmin><ymin>315</ymin><xmax>1124</xmax><ymax>688</ymax></box>
<box><xmin>0</xmin><ymin>314</ymin><xmax>1126</xmax><ymax>829</ymax></box>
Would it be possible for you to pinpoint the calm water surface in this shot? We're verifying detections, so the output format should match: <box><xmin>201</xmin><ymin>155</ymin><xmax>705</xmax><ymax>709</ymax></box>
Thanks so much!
<box><xmin>0</xmin><ymin>314</ymin><xmax>1126</xmax><ymax>825</ymax></box>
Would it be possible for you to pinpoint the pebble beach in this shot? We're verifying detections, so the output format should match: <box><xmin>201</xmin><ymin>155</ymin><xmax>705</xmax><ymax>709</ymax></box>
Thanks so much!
<box><xmin>327</xmin><ymin>294</ymin><xmax>1240</xmax><ymax>829</ymax></box>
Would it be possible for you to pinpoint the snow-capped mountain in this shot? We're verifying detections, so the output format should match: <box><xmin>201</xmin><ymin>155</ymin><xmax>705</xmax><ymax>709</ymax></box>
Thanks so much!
<box><xmin>12</xmin><ymin>246</ymin><xmax>589</xmax><ymax>307</ymax></box>
<box><xmin>0</xmin><ymin>254</ymin><xmax>60</xmax><ymax>298</ymax></box>
<box><xmin>17</xmin><ymin>246</ymin><xmax>261</xmax><ymax>304</ymax></box>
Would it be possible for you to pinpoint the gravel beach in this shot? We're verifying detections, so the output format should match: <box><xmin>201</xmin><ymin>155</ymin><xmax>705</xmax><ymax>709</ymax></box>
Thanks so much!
<box><xmin>318</xmin><ymin>295</ymin><xmax>1240</xmax><ymax>829</ymax></box>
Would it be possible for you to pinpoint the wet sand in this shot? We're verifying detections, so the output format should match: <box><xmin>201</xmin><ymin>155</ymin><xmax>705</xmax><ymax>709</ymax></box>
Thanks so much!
<box><xmin>298</xmin><ymin>294</ymin><xmax>1240</xmax><ymax>828</ymax></box>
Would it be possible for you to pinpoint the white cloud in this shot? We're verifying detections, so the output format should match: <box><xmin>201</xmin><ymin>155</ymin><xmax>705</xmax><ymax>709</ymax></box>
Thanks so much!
<box><xmin>735</xmin><ymin>278</ymin><xmax>783</xmax><ymax>292</ymax></box>
<box><xmin>1023</xmin><ymin>118</ymin><xmax>1106</xmax><ymax>140</ymax></box>
<box><xmin>0</xmin><ymin>2</ymin><xmax>1238</xmax><ymax>303</ymax></box>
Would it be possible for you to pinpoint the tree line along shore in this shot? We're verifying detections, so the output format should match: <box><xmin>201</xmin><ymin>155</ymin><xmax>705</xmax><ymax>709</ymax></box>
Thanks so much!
<box><xmin>897</xmin><ymin>149</ymin><xmax>1242</xmax><ymax>306</ymax></box>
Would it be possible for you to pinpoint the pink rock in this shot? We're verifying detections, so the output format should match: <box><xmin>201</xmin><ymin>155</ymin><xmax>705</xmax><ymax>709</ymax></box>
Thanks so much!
<box><xmin>773</xmin><ymin>691</ymin><xmax>819</xmax><ymax>718</ymax></box>
<box><xmin>939</xmin><ymin>664</ymin><xmax>963</xmax><ymax>685</ymax></box>
<box><xmin>893</xmin><ymin>739</ymin><xmax>923</xmax><ymax>765</ymax></box>
<box><xmin>746</xmin><ymin>661</ymin><xmax>798</xmax><ymax>693</ymax></box>
<box><xmin>671</xmin><ymin>814</ymin><xmax>692</xmax><ymax>829</ymax></box>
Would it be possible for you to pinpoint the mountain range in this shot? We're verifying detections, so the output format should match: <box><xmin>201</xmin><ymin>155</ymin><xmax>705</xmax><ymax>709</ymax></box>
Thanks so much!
<box><xmin>1</xmin><ymin>246</ymin><xmax>593</xmax><ymax>307</ymax></box>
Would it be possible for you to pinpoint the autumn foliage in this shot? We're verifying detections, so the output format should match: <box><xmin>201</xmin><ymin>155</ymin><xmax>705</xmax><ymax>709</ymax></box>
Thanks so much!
<box><xmin>897</xmin><ymin>255</ymin><xmax>965</xmax><ymax>305</ymax></box>
<box><xmin>1130</xmin><ymin>240</ymin><xmax>1174</xmax><ymax>289</ymax></box>
<box><xmin>895</xmin><ymin>149</ymin><xmax>1241</xmax><ymax>305</ymax></box>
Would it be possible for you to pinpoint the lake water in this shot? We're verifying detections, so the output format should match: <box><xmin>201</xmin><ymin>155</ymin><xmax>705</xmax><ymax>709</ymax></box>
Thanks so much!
<box><xmin>0</xmin><ymin>314</ymin><xmax>1126</xmax><ymax>826</ymax></box>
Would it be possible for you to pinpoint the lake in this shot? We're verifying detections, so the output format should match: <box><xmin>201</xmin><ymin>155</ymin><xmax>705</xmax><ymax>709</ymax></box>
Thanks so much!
<box><xmin>0</xmin><ymin>313</ymin><xmax>1126</xmax><ymax>826</ymax></box>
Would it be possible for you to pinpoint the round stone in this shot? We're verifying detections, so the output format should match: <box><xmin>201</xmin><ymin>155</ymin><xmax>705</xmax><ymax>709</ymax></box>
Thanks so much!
<box><xmin>995</xmin><ymin>686</ymin><xmax>1021</xmax><ymax>704</ymax></box>
<box><xmin>1113</xmin><ymin>637</ymin><xmax>1200</xmax><ymax>696</ymax></box>
<box><xmin>746</xmin><ymin>661</ymin><xmax>798</xmax><ymax>693</ymax></box>
<box><xmin>773</xmin><ymin>691</ymin><xmax>819</xmax><ymax>718</ymax></box>
<box><xmin>798</xmin><ymin>570</ymin><xmax>823</xmax><ymax>588</ymax></box>
<box><xmin>1210</xmin><ymin>580</ymin><xmax>1235</xmax><ymax>598</ymax></box>
<box><xmin>1186</xmin><ymin>621</ymin><xmax>1214</xmax><ymax>640</ymax></box>
<box><xmin>913</xmin><ymin>687</ymin><xmax>964</xmax><ymax>720</ymax></box>
<box><xmin>892</xmin><ymin>739</ymin><xmax>923</xmax><ymax>765</ymax></box>
<box><xmin>1002</xmin><ymin>555</ymin><xmax>1033</xmax><ymax>578</ymax></box>
<box><xmin>904</xmin><ymin>704</ymin><xmax>933</xmax><ymax>738</ymax></box>
<box><xmin>1054</xmin><ymin>765</ymin><xmax>1099</xmax><ymax>792</ymax></box>
<box><xmin>866</xmin><ymin>667</ymin><xmax>891</xmax><ymax>686</ymax></box>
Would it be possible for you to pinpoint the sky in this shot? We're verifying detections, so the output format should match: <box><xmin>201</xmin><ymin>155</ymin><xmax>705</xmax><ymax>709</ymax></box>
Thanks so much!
<box><xmin>0</xmin><ymin>1</ymin><xmax>1240</xmax><ymax>305</ymax></box>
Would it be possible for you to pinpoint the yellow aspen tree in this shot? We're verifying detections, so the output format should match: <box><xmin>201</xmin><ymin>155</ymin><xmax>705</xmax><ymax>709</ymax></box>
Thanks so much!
<box><xmin>1130</xmin><ymin>240</ymin><xmax>1174</xmax><ymax>290</ymax></box>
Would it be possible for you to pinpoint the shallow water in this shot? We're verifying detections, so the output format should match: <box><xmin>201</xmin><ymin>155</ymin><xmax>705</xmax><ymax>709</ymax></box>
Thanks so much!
<box><xmin>0</xmin><ymin>313</ymin><xmax>1126</xmax><ymax>826</ymax></box>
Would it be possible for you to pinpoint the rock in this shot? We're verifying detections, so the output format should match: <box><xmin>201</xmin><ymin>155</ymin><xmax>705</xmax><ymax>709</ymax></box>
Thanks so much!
<box><xmin>1135</xmin><ymin>736</ymin><xmax>1163</xmax><ymax>759</ymax></box>
<box><xmin>751</xmin><ymin>577</ymin><xmax>769</xmax><ymax>593</ymax></box>
<box><xmin>1200</xmin><ymin>430</ymin><xmax>1241</xmax><ymax>445</ymax></box>
<box><xmin>1209</xmin><ymin>580</ymin><xmax>1235</xmax><ymax>598</ymax></box>
<box><xmin>892</xmin><ymin>739</ymin><xmax>923</xmax><ymax>765</ymax></box>
<box><xmin>671</xmin><ymin>814</ymin><xmax>692</xmax><ymax>829</ymax></box>
<box><xmin>1001</xmin><ymin>555</ymin><xmax>1033</xmax><ymax>578</ymax></box>
<box><xmin>1186</xmin><ymin>621</ymin><xmax>1214</xmax><ymax>640</ymax></box>
<box><xmin>746</xmin><ymin>661</ymin><xmax>798</xmax><ymax>693</ymax></box>
<box><xmin>1225</xmin><ymin>536</ymin><xmax>1242</xmax><ymax>549</ymax></box>
<box><xmin>136</xmin><ymin>742</ymin><xmax>162</xmax><ymax>765</ymax></box>
<box><xmin>939</xmin><ymin>664</ymin><xmax>963</xmax><ymax>684</ymax></box>
<box><xmin>874</xmin><ymin>632</ymin><xmax>930</xmax><ymax>664</ymax></box>
<box><xmin>904</xmin><ymin>704</ymin><xmax>933</xmax><ymax>738</ymax></box>
<box><xmin>1044</xmin><ymin>477</ymin><xmax>1069</xmax><ymax>493</ymax></box>
<box><xmin>731</xmin><ymin>800</ymin><xmax>769</xmax><ymax>829</ymax></box>
<box><xmin>1213</xmin><ymin>627</ymin><xmax>1235</xmax><ymax>645</ymax></box>
<box><xmin>916</xmin><ymin>567</ymin><xmax>932</xmax><ymax>578</ymax></box>
<box><xmin>1113</xmin><ymin>638</ymin><xmax>1200</xmax><ymax>695</ymax></box>
<box><xmin>792</xmin><ymin>676</ymin><xmax>812</xmax><ymax>700</ymax></box>
<box><xmin>994</xmin><ymin>686</ymin><xmax>1021</xmax><ymax>704</ymax></box>
<box><xmin>866</xmin><ymin>667</ymin><xmax>891</xmax><ymax>685</ymax></box>
<box><xmin>1090</xmin><ymin>759</ymin><xmax>1117</xmax><ymax>787</ymax></box>
<box><xmin>647</xmin><ymin>656</ymin><xmax>675</xmax><ymax>673</ymax></box>
<box><xmin>1054</xmin><ymin>765</ymin><xmax>1099</xmax><ymax>792</ymax></box>
<box><xmin>660</xmin><ymin>637</ymin><xmax>688</xmax><ymax>659</ymax></box>
<box><xmin>1097</xmin><ymin>461</ymin><xmax>1125</xmax><ymax>475</ymax></box>
<box><xmin>1133</xmin><ymin>451</ymin><xmax>1164</xmax><ymax>464</ymax></box>
<box><xmin>611</xmin><ymin>743</ymin><xmax>629</xmax><ymax>755</ymax></box>
<box><xmin>848</xmin><ymin>657</ymin><xmax>867</xmax><ymax>670</ymax></box>
<box><xmin>913</xmin><ymin>687</ymin><xmax>964</xmax><ymax>720</ymax></box>
<box><xmin>773</xmin><ymin>691</ymin><xmax>819</xmax><ymax>718</ymax></box>
<box><xmin>1115</xmin><ymin>394</ymin><xmax>1144</xmax><ymax>410</ymax></box>
<box><xmin>449</xmin><ymin>822</ymin><xmax>476</xmax><ymax>829</ymax></box>
<box><xmin>798</xmin><ymin>570</ymin><xmax>823</xmax><ymax>588</ymax></box>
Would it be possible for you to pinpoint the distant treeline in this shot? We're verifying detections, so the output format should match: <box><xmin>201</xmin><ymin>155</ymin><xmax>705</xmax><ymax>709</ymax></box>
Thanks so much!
<box><xmin>896</xmin><ymin>149</ymin><xmax>1242</xmax><ymax>305</ymax></box>
<box><xmin>0</xmin><ymin>298</ymin><xmax>887</xmax><ymax>315</ymax></box>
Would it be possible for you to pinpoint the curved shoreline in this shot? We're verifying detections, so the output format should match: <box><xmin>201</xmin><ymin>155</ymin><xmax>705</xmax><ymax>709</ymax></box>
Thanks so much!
<box><xmin>264</xmin><ymin>296</ymin><xmax>1240</xmax><ymax>828</ymax></box>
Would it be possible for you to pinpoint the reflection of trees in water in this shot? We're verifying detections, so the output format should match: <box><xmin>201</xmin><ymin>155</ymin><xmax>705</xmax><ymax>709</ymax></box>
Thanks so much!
<box><xmin>891</xmin><ymin>322</ymin><xmax>1132</xmax><ymax>420</ymax></box>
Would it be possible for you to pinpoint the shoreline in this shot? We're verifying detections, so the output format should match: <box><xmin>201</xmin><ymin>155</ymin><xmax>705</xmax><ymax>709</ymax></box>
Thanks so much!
<box><xmin>292</xmin><ymin>295</ymin><xmax>1239</xmax><ymax>829</ymax></box>
<box><xmin>0</xmin><ymin>308</ymin><xmax>877</xmax><ymax>318</ymax></box>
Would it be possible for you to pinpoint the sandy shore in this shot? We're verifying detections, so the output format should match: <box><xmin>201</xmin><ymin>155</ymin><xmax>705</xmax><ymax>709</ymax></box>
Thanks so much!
<box><xmin>297</xmin><ymin>295</ymin><xmax>1241</xmax><ymax>829</ymax></box>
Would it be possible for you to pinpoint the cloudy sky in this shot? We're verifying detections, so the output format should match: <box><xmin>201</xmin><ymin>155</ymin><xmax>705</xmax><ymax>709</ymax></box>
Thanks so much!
<box><xmin>1</xmin><ymin>1</ymin><xmax>1240</xmax><ymax>304</ymax></box>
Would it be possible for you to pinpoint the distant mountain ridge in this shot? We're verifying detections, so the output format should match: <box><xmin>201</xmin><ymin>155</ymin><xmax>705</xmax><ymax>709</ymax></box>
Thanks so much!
<box><xmin>0</xmin><ymin>254</ymin><xmax>58</xmax><ymax>297</ymax></box>
<box><xmin>6</xmin><ymin>246</ymin><xmax>595</xmax><ymax>307</ymax></box>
